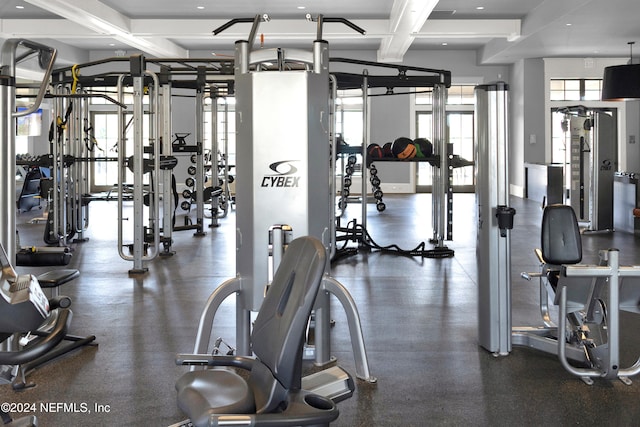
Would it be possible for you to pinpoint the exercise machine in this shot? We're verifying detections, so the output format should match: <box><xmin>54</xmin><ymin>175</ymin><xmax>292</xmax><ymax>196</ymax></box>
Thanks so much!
<box><xmin>175</xmin><ymin>236</ymin><xmax>351</xmax><ymax>427</ymax></box>
<box><xmin>558</xmin><ymin>106</ymin><xmax>617</xmax><ymax>231</ymax></box>
<box><xmin>475</xmin><ymin>83</ymin><xmax>640</xmax><ymax>383</ymax></box>
<box><xmin>0</xmin><ymin>241</ymin><xmax>95</xmax><ymax>391</ymax></box>
<box><xmin>1</xmin><ymin>39</ymin><xmax>56</xmax><ymax>263</ymax></box>
<box><xmin>174</xmin><ymin>16</ymin><xmax>375</xmax><ymax>426</ymax></box>
<box><xmin>51</xmin><ymin>56</ymin><xmax>235</xmax><ymax>271</ymax></box>
<box><xmin>515</xmin><ymin>204</ymin><xmax>640</xmax><ymax>384</ymax></box>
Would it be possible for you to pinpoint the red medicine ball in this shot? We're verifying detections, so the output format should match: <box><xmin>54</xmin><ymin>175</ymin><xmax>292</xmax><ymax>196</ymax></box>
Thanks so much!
<box><xmin>366</xmin><ymin>143</ymin><xmax>383</xmax><ymax>166</ymax></box>
<box><xmin>382</xmin><ymin>142</ymin><xmax>394</xmax><ymax>157</ymax></box>
<box><xmin>367</xmin><ymin>143</ymin><xmax>383</xmax><ymax>159</ymax></box>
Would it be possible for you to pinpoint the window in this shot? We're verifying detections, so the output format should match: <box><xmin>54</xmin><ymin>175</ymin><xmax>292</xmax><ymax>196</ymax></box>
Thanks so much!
<box><xmin>415</xmin><ymin>85</ymin><xmax>476</xmax><ymax>192</ymax></box>
<box><xmin>212</xmin><ymin>97</ymin><xmax>236</xmax><ymax>174</ymax></box>
<box><xmin>335</xmin><ymin>89</ymin><xmax>363</xmax><ymax>146</ymax></box>
<box><xmin>415</xmin><ymin>85</ymin><xmax>475</xmax><ymax>105</ymax></box>
<box><xmin>90</xmin><ymin>111</ymin><xmax>147</xmax><ymax>190</ymax></box>
<box><xmin>446</xmin><ymin>85</ymin><xmax>475</xmax><ymax>105</ymax></box>
<box><xmin>15</xmin><ymin>136</ymin><xmax>29</xmax><ymax>155</ymax></box>
<box><xmin>550</xmin><ymin>79</ymin><xmax>602</xmax><ymax>101</ymax></box>
<box><xmin>550</xmin><ymin>111</ymin><xmax>569</xmax><ymax>164</ymax></box>
<box><xmin>415</xmin><ymin>112</ymin><xmax>474</xmax><ymax>190</ymax></box>
<box><xmin>584</xmin><ymin>80</ymin><xmax>602</xmax><ymax>101</ymax></box>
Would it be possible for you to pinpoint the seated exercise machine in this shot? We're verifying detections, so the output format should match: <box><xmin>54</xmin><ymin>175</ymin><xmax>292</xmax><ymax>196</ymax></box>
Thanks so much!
<box><xmin>514</xmin><ymin>204</ymin><xmax>640</xmax><ymax>384</ymax></box>
<box><xmin>0</xmin><ymin>243</ymin><xmax>94</xmax><ymax>426</ymax></box>
<box><xmin>0</xmin><ymin>243</ymin><xmax>96</xmax><ymax>393</ymax></box>
<box><xmin>172</xmin><ymin>16</ymin><xmax>374</xmax><ymax>426</ymax></box>
<box><xmin>175</xmin><ymin>236</ymin><xmax>353</xmax><ymax>427</ymax></box>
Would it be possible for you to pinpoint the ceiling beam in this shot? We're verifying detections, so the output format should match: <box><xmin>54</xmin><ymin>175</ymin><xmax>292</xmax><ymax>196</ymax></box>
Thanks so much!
<box><xmin>1</xmin><ymin>17</ymin><xmax>521</xmax><ymax>58</ymax></box>
<box><xmin>377</xmin><ymin>0</ymin><xmax>439</xmax><ymax>62</ymax></box>
<box><xmin>23</xmin><ymin>0</ymin><xmax>188</xmax><ymax>58</ymax></box>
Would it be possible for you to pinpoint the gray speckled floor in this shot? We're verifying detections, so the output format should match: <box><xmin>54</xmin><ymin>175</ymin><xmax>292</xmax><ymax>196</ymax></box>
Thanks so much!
<box><xmin>4</xmin><ymin>193</ymin><xmax>640</xmax><ymax>426</ymax></box>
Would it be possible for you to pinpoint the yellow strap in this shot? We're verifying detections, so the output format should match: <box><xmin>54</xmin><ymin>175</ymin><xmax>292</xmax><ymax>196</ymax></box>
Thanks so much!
<box><xmin>71</xmin><ymin>64</ymin><xmax>80</xmax><ymax>94</ymax></box>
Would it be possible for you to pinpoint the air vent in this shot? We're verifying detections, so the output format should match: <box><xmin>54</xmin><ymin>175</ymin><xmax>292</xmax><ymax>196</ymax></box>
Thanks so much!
<box><xmin>430</xmin><ymin>10</ymin><xmax>457</xmax><ymax>19</ymax></box>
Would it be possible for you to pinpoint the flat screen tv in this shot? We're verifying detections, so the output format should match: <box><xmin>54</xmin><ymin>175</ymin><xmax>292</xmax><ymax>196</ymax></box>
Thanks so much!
<box><xmin>16</xmin><ymin>107</ymin><xmax>42</xmax><ymax>137</ymax></box>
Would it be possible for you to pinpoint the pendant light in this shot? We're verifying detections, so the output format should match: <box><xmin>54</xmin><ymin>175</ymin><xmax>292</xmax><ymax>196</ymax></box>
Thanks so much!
<box><xmin>602</xmin><ymin>42</ymin><xmax>640</xmax><ymax>101</ymax></box>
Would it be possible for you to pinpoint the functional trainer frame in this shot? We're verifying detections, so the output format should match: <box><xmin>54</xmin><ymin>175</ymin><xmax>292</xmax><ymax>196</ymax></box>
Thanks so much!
<box><xmin>187</xmin><ymin>15</ymin><xmax>376</xmax><ymax>384</ymax></box>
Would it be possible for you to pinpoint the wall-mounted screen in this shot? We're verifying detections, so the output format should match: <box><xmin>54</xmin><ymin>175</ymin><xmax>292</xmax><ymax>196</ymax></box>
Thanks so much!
<box><xmin>16</xmin><ymin>107</ymin><xmax>43</xmax><ymax>136</ymax></box>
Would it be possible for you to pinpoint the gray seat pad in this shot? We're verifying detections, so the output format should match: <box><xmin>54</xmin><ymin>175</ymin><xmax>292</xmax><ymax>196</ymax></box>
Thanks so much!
<box><xmin>176</xmin><ymin>368</ymin><xmax>256</xmax><ymax>424</ymax></box>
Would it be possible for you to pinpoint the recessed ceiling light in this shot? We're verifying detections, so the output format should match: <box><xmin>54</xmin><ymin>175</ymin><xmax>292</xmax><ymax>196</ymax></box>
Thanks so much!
<box><xmin>16</xmin><ymin>5</ymin><xmax>24</xmax><ymax>9</ymax></box>
<box><xmin>442</xmin><ymin>42</ymin><xmax>448</xmax><ymax>46</ymax></box>
<box><xmin>109</xmin><ymin>43</ymin><xmax>115</xmax><ymax>47</ymax></box>
<box><xmin>566</xmin><ymin>23</ymin><xmax>572</xmax><ymax>26</ymax></box>
<box><xmin>297</xmin><ymin>6</ymin><xmax>306</xmax><ymax>10</ymax></box>
<box><xmin>476</xmin><ymin>6</ymin><xmax>485</xmax><ymax>10</ymax></box>
<box><xmin>197</xmin><ymin>6</ymin><xmax>204</xmax><ymax>10</ymax></box>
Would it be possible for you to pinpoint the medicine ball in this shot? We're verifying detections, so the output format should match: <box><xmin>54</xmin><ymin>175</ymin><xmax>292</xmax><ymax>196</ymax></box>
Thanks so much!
<box><xmin>382</xmin><ymin>142</ymin><xmax>394</xmax><ymax>158</ymax></box>
<box><xmin>367</xmin><ymin>143</ymin><xmax>383</xmax><ymax>160</ymax></box>
<box><xmin>392</xmin><ymin>137</ymin><xmax>416</xmax><ymax>160</ymax></box>
<box><xmin>413</xmin><ymin>138</ymin><xmax>433</xmax><ymax>158</ymax></box>
<box><xmin>366</xmin><ymin>143</ymin><xmax>383</xmax><ymax>167</ymax></box>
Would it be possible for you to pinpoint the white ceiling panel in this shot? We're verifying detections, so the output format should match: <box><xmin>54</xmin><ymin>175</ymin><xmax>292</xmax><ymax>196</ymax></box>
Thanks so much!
<box><xmin>0</xmin><ymin>0</ymin><xmax>638</xmax><ymax>65</ymax></box>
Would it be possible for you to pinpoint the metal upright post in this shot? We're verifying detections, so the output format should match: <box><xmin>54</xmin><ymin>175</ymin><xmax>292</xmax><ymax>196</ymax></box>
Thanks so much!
<box><xmin>432</xmin><ymin>83</ymin><xmax>446</xmax><ymax>247</ymax></box>
<box><xmin>159</xmin><ymin>69</ymin><xmax>174</xmax><ymax>254</ymax></box>
<box><xmin>74</xmin><ymin>91</ymin><xmax>90</xmax><ymax>242</ymax></box>
<box><xmin>360</xmin><ymin>71</ymin><xmax>369</xmax><ymax>240</ymax></box>
<box><xmin>476</xmin><ymin>82</ymin><xmax>514</xmax><ymax>356</ymax></box>
<box><xmin>130</xmin><ymin>56</ymin><xmax>147</xmax><ymax>273</ymax></box>
<box><xmin>210</xmin><ymin>93</ymin><xmax>220</xmax><ymax>227</ymax></box>
<box><xmin>0</xmin><ymin>66</ymin><xmax>15</xmax><ymax>260</ymax></box>
<box><xmin>116</xmin><ymin>56</ymin><xmax>160</xmax><ymax>273</ymax></box>
<box><xmin>194</xmin><ymin>67</ymin><xmax>206</xmax><ymax>236</ymax></box>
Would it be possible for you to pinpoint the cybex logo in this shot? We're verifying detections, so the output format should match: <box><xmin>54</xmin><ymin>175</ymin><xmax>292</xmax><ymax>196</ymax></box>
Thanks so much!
<box><xmin>261</xmin><ymin>160</ymin><xmax>301</xmax><ymax>188</ymax></box>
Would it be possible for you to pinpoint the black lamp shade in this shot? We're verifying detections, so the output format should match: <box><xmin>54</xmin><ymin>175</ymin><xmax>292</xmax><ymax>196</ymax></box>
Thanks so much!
<box><xmin>602</xmin><ymin>63</ymin><xmax>640</xmax><ymax>100</ymax></box>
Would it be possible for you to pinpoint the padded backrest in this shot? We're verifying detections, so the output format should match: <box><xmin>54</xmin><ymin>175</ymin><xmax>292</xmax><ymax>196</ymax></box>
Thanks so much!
<box><xmin>541</xmin><ymin>204</ymin><xmax>582</xmax><ymax>265</ymax></box>
<box><xmin>251</xmin><ymin>236</ymin><xmax>326</xmax><ymax>391</ymax></box>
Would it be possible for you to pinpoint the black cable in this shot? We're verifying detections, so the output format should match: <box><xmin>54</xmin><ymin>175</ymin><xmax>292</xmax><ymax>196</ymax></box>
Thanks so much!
<box><xmin>334</xmin><ymin>218</ymin><xmax>431</xmax><ymax>258</ymax></box>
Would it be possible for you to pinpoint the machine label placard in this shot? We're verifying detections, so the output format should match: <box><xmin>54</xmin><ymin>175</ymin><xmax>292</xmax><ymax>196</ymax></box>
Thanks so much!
<box><xmin>261</xmin><ymin>160</ymin><xmax>301</xmax><ymax>188</ymax></box>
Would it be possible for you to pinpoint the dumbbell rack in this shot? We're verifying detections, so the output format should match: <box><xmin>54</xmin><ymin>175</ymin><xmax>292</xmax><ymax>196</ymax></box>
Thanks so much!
<box><xmin>336</xmin><ymin>146</ymin><xmax>385</xmax><ymax>214</ymax></box>
<box><xmin>172</xmin><ymin>138</ymin><xmax>206</xmax><ymax>234</ymax></box>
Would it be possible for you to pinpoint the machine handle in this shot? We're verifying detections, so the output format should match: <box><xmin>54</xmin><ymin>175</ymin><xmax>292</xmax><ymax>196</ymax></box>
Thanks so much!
<box><xmin>306</xmin><ymin>14</ymin><xmax>366</xmax><ymax>40</ymax></box>
<box><xmin>1</xmin><ymin>39</ymin><xmax>57</xmax><ymax>118</ymax></box>
<box><xmin>0</xmin><ymin>309</ymin><xmax>70</xmax><ymax>366</ymax></box>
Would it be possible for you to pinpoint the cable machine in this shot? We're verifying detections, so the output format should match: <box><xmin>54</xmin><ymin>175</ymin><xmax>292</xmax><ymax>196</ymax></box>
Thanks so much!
<box><xmin>51</xmin><ymin>56</ymin><xmax>235</xmax><ymax>271</ymax></box>
<box><xmin>558</xmin><ymin>106</ymin><xmax>616</xmax><ymax>231</ymax></box>
<box><xmin>183</xmin><ymin>15</ymin><xmax>376</xmax><ymax>389</ymax></box>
